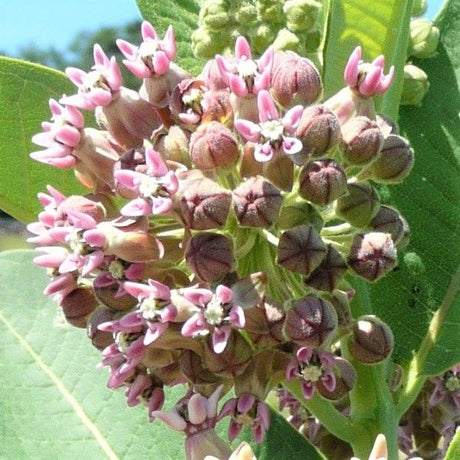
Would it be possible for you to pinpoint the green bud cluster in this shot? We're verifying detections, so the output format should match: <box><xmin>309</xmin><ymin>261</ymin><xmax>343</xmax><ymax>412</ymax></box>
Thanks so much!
<box><xmin>191</xmin><ymin>0</ymin><xmax>323</xmax><ymax>59</ymax></box>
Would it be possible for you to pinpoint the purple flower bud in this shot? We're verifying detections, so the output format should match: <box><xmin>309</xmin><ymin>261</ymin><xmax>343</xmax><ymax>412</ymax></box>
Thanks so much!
<box><xmin>178</xmin><ymin>175</ymin><xmax>232</xmax><ymax>229</ymax></box>
<box><xmin>294</xmin><ymin>105</ymin><xmax>342</xmax><ymax>164</ymax></box>
<box><xmin>87</xmin><ymin>307</ymin><xmax>117</xmax><ymax>350</ymax></box>
<box><xmin>185</xmin><ymin>232</ymin><xmax>233</xmax><ymax>282</ymax></box>
<box><xmin>316</xmin><ymin>357</ymin><xmax>357</xmax><ymax>400</ymax></box>
<box><xmin>341</xmin><ymin>116</ymin><xmax>384</xmax><ymax>165</ymax></box>
<box><xmin>376</xmin><ymin>113</ymin><xmax>399</xmax><ymax>136</ymax></box>
<box><xmin>368</xmin><ymin>134</ymin><xmax>414</xmax><ymax>183</ymax></box>
<box><xmin>94</xmin><ymin>282</ymin><xmax>138</xmax><ymax>311</ymax></box>
<box><xmin>348</xmin><ymin>315</ymin><xmax>394</xmax><ymax>363</ymax></box>
<box><xmin>299</xmin><ymin>159</ymin><xmax>347</xmax><ymax>205</ymax></box>
<box><xmin>233</xmin><ymin>176</ymin><xmax>283</xmax><ymax>227</ymax></box>
<box><xmin>348</xmin><ymin>232</ymin><xmax>397</xmax><ymax>282</ymax></box>
<box><xmin>189</xmin><ymin>121</ymin><xmax>239</xmax><ymax>169</ymax></box>
<box><xmin>60</xmin><ymin>287</ymin><xmax>99</xmax><ymax>328</ymax></box>
<box><xmin>335</xmin><ymin>182</ymin><xmax>381</xmax><ymax>228</ymax></box>
<box><xmin>271</xmin><ymin>51</ymin><xmax>322</xmax><ymax>107</ymax></box>
<box><xmin>323</xmin><ymin>290</ymin><xmax>353</xmax><ymax>329</ymax></box>
<box><xmin>368</xmin><ymin>205</ymin><xmax>410</xmax><ymax>249</ymax></box>
<box><xmin>304</xmin><ymin>244</ymin><xmax>348</xmax><ymax>292</ymax></box>
<box><xmin>283</xmin><ymin>295</ymin><xmax>338</xmax><ymax>347</ymax></box>
<box><xmin>277</xmin><ymin>225</ymin><xmax>327</xmax><ymax>275</ymax></box>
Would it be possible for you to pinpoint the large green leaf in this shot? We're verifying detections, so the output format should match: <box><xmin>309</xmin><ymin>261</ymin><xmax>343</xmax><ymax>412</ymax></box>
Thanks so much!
<box><xmin>445</xmin><ymin>427</ymin><xmax>460</xmax><ymax>460</ymax></box>
<box><xmin>363</xmin><ymin>0</ymin><xmax>460</xmax><ymax>376</ymax></box>
<box><xmin>135</xmin><ymin>0</ymin><xmax>204</xmax><ymax>75</ymax></box>
<box><xmin>0</xmin><ymin>57</ymin><xmax>85</xmax><ymax>223</ymax></box>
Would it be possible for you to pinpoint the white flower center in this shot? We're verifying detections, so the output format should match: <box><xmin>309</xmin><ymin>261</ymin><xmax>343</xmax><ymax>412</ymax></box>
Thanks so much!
<box><xmin>68</xmin><ymin>230</ymin><xmax>85</xmax><ymax>255</ymax></box>
<box><xmin>445</xmin><ymin>375</ymin><xmax>460</xmax><ymax>392</ymax></box>
<box><xmin>139</xmin><ymin>40</ymin><xmax>160</xmax><ymax>60</ymax></box>
<box><xmin>83</xmin><ymin>71</ymin><xmax>109</xmax><ymax>92</ymax></box>
<box><xmin>140</xmin><ymin>297</ymin><xmax>162</xmax><ymax>321</ymax></box>
<box><xmin>237</xmin><ymin>58</ymin><xmax>258</xmax><ymax>78</ymax></box>
<box><xmin>139</xmin><ymin>175</ymin><xmax>161</xmax><ymax>198</ymax></box>
<box><xmin>115</xmin><ymin>332</ymin><xmax>131</xmax><ymax>352</ymax></box>
<box><xmin>260</xmin><ymin>120</ymin><xmax>284</xmax><ymax>142</ymax></box>
<box><xmin>301</xmin><ymin>365</ymin><xmax>323</xmax><ymax>383</ymax></box>
<box><xmin>204</xmin><ymin>297</ymin><xmax>225</xmax><ymax>326</ymax></box>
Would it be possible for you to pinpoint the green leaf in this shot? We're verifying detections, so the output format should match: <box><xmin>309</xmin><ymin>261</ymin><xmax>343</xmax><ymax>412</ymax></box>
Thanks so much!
<box><xmin>135</xmin><ymin>0</ymin><xmax>204</xmax><ymax>75</ymax></box>
<box><xmin>364</xmin><ymin>0</ymin><xmax>460</xmax><ymax>376</ymax></box>
<box><xmin>445</xmin><ymin>426</ymin><xmax>460</xmax><ymax>460</ymax></box>
<box><xmin>322</xmin><ymin>0</ymin><xmax>413</xmax><ymax>118</ymax></box>
<box><xmin>0</xmin><ymin>57</ymin><xmax>85</xmax><ymax>223</ymax></box>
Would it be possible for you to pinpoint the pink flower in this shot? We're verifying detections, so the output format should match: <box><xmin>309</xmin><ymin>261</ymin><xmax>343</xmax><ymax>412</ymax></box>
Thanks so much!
<box><xmin>117</xmin><ymin>22</ymin><xmax>176</xmax><ymax>78</ymax></box>
<box><xmin>234</xmin><ymin>90</ymin><xmax>303</xmax><ymax>162</ymax></box>
<box><xmin>181</xmin><ymin>285</ymin><xmax>245</xmax><ymax>354</ymax></box>
<box><xmin>114</xmin><ymin>147</ymin><xmax>178</xmax><ymax>217</ymax></box>
<box><xmin>286</xmin><ymin>348</ymin><xmax>337</xmax><ymax>399</ymax></box>
<box><xmin>344</xmin><ymin>46</ymin><xmax>394</xmax><ymax>97</ymax></box>
<box><xmin>216</xmin><ymin>36</ymin><xmax>273</xmax><ymax>98</ymax></box>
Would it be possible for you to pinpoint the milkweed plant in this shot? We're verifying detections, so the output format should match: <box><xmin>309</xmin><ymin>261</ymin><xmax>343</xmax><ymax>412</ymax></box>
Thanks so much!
<box><xmin>0</xmin><ymin>0</ymin><xmax>459</xmax><ymax>459</ymax></box>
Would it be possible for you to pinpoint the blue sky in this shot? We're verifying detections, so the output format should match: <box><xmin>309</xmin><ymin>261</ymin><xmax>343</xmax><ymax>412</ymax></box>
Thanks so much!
<box><xmin>0</xmin><ymin>0</ymin><xmax>446</xmax><ymax>58</ymax></box>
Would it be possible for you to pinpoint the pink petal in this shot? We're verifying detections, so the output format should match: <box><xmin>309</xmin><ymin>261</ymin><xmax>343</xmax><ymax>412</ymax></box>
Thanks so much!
<box><xmin>237</xmin><ymin>394</ymin><xmax>255</xmax><ymax>414</ymax></box>
<box><xmin>116</xmin><ymin>39</ymin><xmax>138</xmax><ymax>60</ymax></box>
<box><xmin>182</xmin><ymin>288</ymin><xmax>213</xmax><ymax>307</ymax></box>
<box><xmin>114</xmin><ymin>169</ymin><xmax>142</xmax><ymax>191</ymax></box>
<box><xmin>216</xmin><ymin>285</ymin><xmax>233</xmax><ymax>304</ymax></box>
<box><xmin>152</xmin><ymin>410</ymin><xmax>187</xmax><ymax>432</ymax></box>
<box><xmin>212</xmin><ymin>327</ymin><xmax>231</xmax><ymax>354</ymax></box>
<box><xmin>106</xmin><ymin>57</ymin><xmax>122</xmax><ymax>90</ymax></box>
<box><xmin>141</xmin><ymin>21</ymin><xmax>159</xmax><ymax>41</ymax></box>
<box><xmin>235</xmin><ymin>36</ymin><xmax>251</xmax><ymax>60</ymax></box>
<box><xmin>65</xmin><ymin>67</ymin><xmax>87</xmax><ymax>87</ymax></box>
<box><xmin>321</xmin><ymin>370</ymin><xmax>337</xmax><ymax>392</ymax></box>
<box><xmin>282</xmin><ymin>136</ymin><xmax>302</xmax><ymax>155</ymax></box>
<box><xmin>359</xmin><ymin>66</ymin><xmax>383</xmax><ymax>97</ymax></box>
<box><xmin>297</xmin><ymin>347</ymin><xmax>313</xmax><ymax>363</ymax></box>
<box><xmin>228</xmin><ymin>419</ymin><xmax>242</xmax><ymax>441</ymax></box>
<box><xmin>152</xmin><ymin>51</ymin><xmax>170</xmax><ymax>75</ymax></box>
<box><xmin>228</xmin><ymin>305</ymin><xmax>245</xmax><ymax>328</ymax></box>
<box><xmin>188</xmin><ymin>394</ymin><xmax>208</xmax><ymax>425</ymax></box>
<box><xmin>123</xmin><ymin>59</ymin><xmax>152</xmax><ymax>79</ymax></box>
<box><xmin>229</xmin><ymin>74</ymin><xmax>249</xmax><ymax>97</ymax></box>
<box><xmin>181</xmin><ymin>313</ymin><xmax>207</xmax><ymax>337</ymax></box>
<box><xmin>234</xmin><ymin>119</ymin><xmax>261</xmax><ymax>142</ymax></box>
<box><xmin>301</xmin><ymin>381</ymin><xmax>315</xmax><ymax>399</ymax></box>
<box><xmin>146</xmin><ymin>147</ymin><xmax>168</xmax><ymax>176</ymax></box>
<box><xmin>144</xmin><ymin>322</ymin><xmax>168</xmax><ymax>345</ymax></box>
<box><xmin>257</xmin><ymin>90</ymin><xmax>278</xmax><ymax>122</ymax></box>
<box><xmin>344</xmin><ymin>46</ymin><xmax>361</xmax><ymax>87</ymax></box>
<box><xmin>54</xmin><ymin>125</ymin><xmax>81</xmax><ymax>147</ymax></box>
<box><xmin>254</xmin><ymin>142</ymin><xmax>274</xmax><ymax>162</ymax></box>
<box><xmin>147</xmin><ymin>279</ymin><xmax>171</xmax><ymax>300</ymax></box>
<box><xmin>93</xmin><ymin>44</ymin><xmax>110</xmax><ymax>67</ymax></box>
<box><xmin>122</xmin><ymin>280</ymin><xmax>155</xmax><ymax>300</ymax></box>
<box><xmin>282</xmin><ymin>105</ymin><xmax>303</xmax><ymax>132</ymax></box>
<box><xmin>120</xmin><ymin>198</ymin><xmax>152</xmax><ymax>216</ymax></box>
<box><xmin>163</xmin><ymin>25</ymin><xmax>176</xmax><ymax>60</ymax></box>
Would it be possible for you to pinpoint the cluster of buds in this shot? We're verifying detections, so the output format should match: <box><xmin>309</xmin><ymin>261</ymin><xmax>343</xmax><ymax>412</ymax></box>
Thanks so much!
<box><xmin>29</xmin><ymin>20</ymin><xmax>415</xmax><ymax>458</ymax></box>
<box><xmin>192</xmin><ymin>0</ymin><xmax>323</xmax><ymax>59</ymax></box>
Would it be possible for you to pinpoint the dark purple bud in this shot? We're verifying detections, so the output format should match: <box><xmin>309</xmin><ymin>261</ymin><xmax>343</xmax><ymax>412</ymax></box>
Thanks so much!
<box><xmin>348</xmin><ymin>315</ymin><xmax>394</xmax><ymax>364</ymax></box>
<box><xmin>94</xmin><ymin>283</ymin><xmax>138</xmax><ymax>311</ymax></box>
<box><xmin>368</xmin><ymin>205</ymin><xmax>410</xmax><ymax>249</ymax></box>
<box><xmin>341</xmin><ymin>116</ymin><xmax>384</xmax><ymax>165</ymax></box>
<box><xmin>60</xmin><ymin>287</ymin><xmax>99</xmax><ymax>328</ymax></box>
<box><xmin>233</xmin><ymin>176</ymin><xmax>283</xmax><ymax>227</ymax></box>
<box><xmin>304</xmin><ymin>244</ymin><xmax>348</xmax><ymax>292</ymax></box>
<box><xmin>185</xmin><ymin>232</ymin><xmax>233</xmax><ymax>282</ymax></box>
<box><xmin>368</xmin><ymin>134</ymin><xmax>414</xmax><ymax>183</ymax></box>
<box><xmin>283</xmin><ymin>295</ymin><xmax>337</xmax><ymax>347</ymax></box>
<box><xmin>271</xmin><ymin>51</ymin><xmax>322</xmax><ymax>107</ymax></box>
<box><xmin>178</xmin><ymin>350</ymin><xmax>222</xmax><ymax>385</ymax></box>
<box><xmin>348</xmin><ymin>232</ymin><xmax>397</xmax><ymax>282</ymax></box>
<box><xmin>277</xmin><ymin>225</ymin><xmax>327</xmax><ymax>275</ymax></box>
<box><xmin>278</xmin><ymin>201</ymin><xmax>323</xmax><ymax>232</ymax></box>
<box><xmin>335</xmin><ymin>182</ymin><xmax>381</xmax><ymax>228</ymax></box>
<box><xmin>87</xmin><ymin>307</ymin><xmax>116</xmax><ymax>350</ymax></box>
<box><xmin>178</xmin><ymin>175</ymin><xmax>232</xmax><ymax>229</ymax></box>
<box><xmin>316</xmin><ymin>357</ymin><xmax>357</xmax><ymax>400</ymax></box>
<box><xmin>189</xmin><ymin>121</ymin><xmax>239</xmax><ymax>169</ymax></box>
<box><xmin>294</xmin><ymin>105</ymin><xmax>342</xmax><ymax>164</ymax></box>
<box><xmin>299</xmin><ymin>159</ymin><xmax>347</xmax><ymax>205</ymax></box>
<box><xmin>376</xmin><ymin>113</ymin><xmax>399</xmax><ymax>136</ymax></box>
<box><xmin>323</xmin><ymin>290</ymin><xmax>352</xmax><ymax>329</ymax></box>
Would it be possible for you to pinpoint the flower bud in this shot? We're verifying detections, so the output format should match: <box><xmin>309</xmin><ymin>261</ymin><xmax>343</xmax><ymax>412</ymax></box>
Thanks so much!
<box><xmin>257</xmin><ymin>0</ymin><xmax>284</xmax><ymax>23</ymax></box>
<box><xmin>230</xmin><ymin>2</ymin><xmax>257</xmax><ymax>25</ymax></box>
<box><xmin>409</xmin><ymin>18</ymin><xmax>440</xmax><ymax>59</ymax></box>
<box><xmin>294</xmin><ymin>105</ymin><xmax>342</xmax><ymax>163</ymax></box>
<box><xmin>154</xmin><ymin>125</ymin><xmax>191</xmax><ymax>166</ymax></box>
<box><xmin>87</xmin><ymin>307</ymin><xmax>116</xmax><ymax>350</ymax></box>
<box><xmin>368</xmin><ymin>134</ymin><xmax>414</xmax><ymax>183</ymax></box>
<box><xmin>283</xmin><ymin>295</ymin><xmax>337</xmax><ymax>347</ymax></box>
<box><xmin>185</xmin><ymin>232</ymin><xmax>233</xmax><ymax>282</ymax></box>
<box><xmin>368</xmin><ymin>205</ymin><xmax>410</xmax><ymax>249</ymax></box>
<box><xmin>277</xmin><ymin>225</ymin><xmax>327</xmax><ymax>275</ymax></box>
<box><xmin>400</xmin><ymin>64</ymin><xmax>429</xmax><ymax>106</ymax></box>
<box><xmin>283</xmin><ymin>0</ymin><xmax>321</xmax><ymax>33</ymax></box>
<box><xmin>272</xmin><ymin>28</ymin><xmax>300</xmax><ymax>52</ymax></box>
<box><xmin>189</xmin><ymin>121</ymin><xmax>239</xmax><ymax>169</ymax></box>
<box><xmin>376</xmin><ymin>114</ymin><xmax>399</xmax><ymax>136</ymax></box>
<box><xmin>299</xmin><ymin>159</ymin><xmax>347</xmax><ymax>205</ymax></box>
<box><xmin>323</xmin><ymin>290</ymin><xmax>352</xmax><ymax>329</ymax></box>
<box><xmin>349</xmin><ymin>315</ymin><xmax>394</xmax><ymax>364</ymax></box>
<box><xmin>177</xmin><ymin>175</ymin><xmax>232</xmax><ymax>229</ymax></box>
<box><xmin>335</xmin><ymin>182</ymin><xmax>381</xmax><ymax>228</ymax></box>
<box><xmin>271</xmin><ymin>51</ymin><xmax>322</xmax><ymax>107</ymax></box>
<box><xmin>341</xmin><ymin>116</ymin><xmax>384</xmax><ymax>165</ymax></box>
<box><xmin>94</xmin><ymin>283</ymin><xmax>138</xmax><ymax>311</ymax></box>
<box><xmin>278</xmin><ymin>201</ymin><xmax>323</xmax><ymax>232</ymax></box>
<box><xmin>199</xmin><ymin>0</ymin><xmax>233</xmax><ymax>30</ymax></box>
<box><xmin>191</xmin><ymin>27</ymin><xmax>231</xmax><ymax>59</ymax></box>
<box><xmin>60</xmin><ymin>287</ymin><xmax>99</xmax><ymax>328</ymax></box>
<box><xmin>412</xmin><ymin>0</ymin><xmax>427</xmax><ymax>16</ymax></box>
<box><xmin>252</xmin><ymin>24</ymin><xmax>277</xmax><ymax>55</ymax></box>
<box><xmin>233</xmin><ymin>176</ymin><xmax>283</xmax><ymax>227</ymax></box>
<box><xmin>304</xmin><ymin>244</ymin><xmax>348</xmax><ymax>292</ymax></box>
<box><xmin>347</xmin><ymin>232</ymin><xmax>397</xmax><ymax>282</ymax></box>
<box><xmin>316</xmin><ymin>357</ymin><xmax>356</xmax><ymax>400</ymax></box>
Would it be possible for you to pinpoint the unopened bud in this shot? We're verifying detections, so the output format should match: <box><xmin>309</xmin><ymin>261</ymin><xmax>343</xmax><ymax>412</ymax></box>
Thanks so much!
<box><xmin>409</xmin><ymin>18</ymin><xmax>439</xmax><ymax>59</ymax></box>
<box><xmin>323</xmin><ymin>290</ymin><xmax>352</xmax><ymax>329</ymax></box>
<box><xmin>190</xmin><ymin>121</ymin><xmax>239</xmax><ymax>169</ymax></box>
<box><xmin>348</xmin><ymin>232</ymin><xmax>397</xmax><ymax>282</ymax></box>
<box><xmin>412</xmin><ymin>0</ymin><xmax>427</xmax><ymax>16</ymax></box>
<box><xmin>349</xmin><ymin>315</ymin><xmax>394</xmax><ymax>364</ymax></box>
<box><xmin>257</xmin><ymin>0</ymin><xmax>284</xmax><ymax>23</ymax></box>
<box><xmin>368</xmin><ymin>205</ymin><xmax>410</xmax><ymax>249</ymax></box>
<box><xmin>294</xmin><ymin>105</ymin><xmax>342</xmax><ymax>163</ymax></box>
<box><xmin>368</xmin><ymin>134</ymin><xmax>414</xmax><ymax>183</ymax></box>
<box><xmin>283</xmin><ymin>0</ymin><xmax>321</xmax><ymax>33</ymax></box>
<box><xmin>299</xmin><ymin>159</ymin><xmax>347</xmax><ymax>205</ymax></box>
<box><xmin>335</xmin><ymin>182</ymin><xmax>381</xmax><ymax>228</ymax></box>
<box><xmin>94</xmin><ymin>283</ymin><xmax>138</xmax><ymax>311</ymax></box>
<box><xmin>400</xmin><ymin>64</ymin><xmax>429</xmax><ymax>106</ymax></box>
<box><xmin>252</xmin><ymin>24</ymin><xmax>277</xmax><ymax>55</ymax></box>
<box><xmin>304</xmin><ymin>244</ymin><xmax>348</xmax><ymax>292</ymax></box>
<box><xmin>87</xmin><ymin>307</ymin><xmax>116</xmax><ymax>350</ymax></box>
<box><xmin>278</xmin><ymin>201</ymin><xmax>323</xmax><ymax>232</ymax></box>
<box><xmin>192</xmin><ymin>27</ymin><xmax>230</xmax><ymax>59</ymax></box>
<box><xmin>283</xmin><ymin>295</ymin><xmax>337</xmax><ymax>347</ymax></box>
<box><xmin>316</xmin><ymin>357</ymin><xmax>356</xmax><ymax>400</ymax></box>
<box><xmin>154</xmin><ymin>125</ymin><xmax>191</xmax><ymax>166</ymax></box>
<box><xmin>185</xmin><ymin>232</ymin><xmax>233</xmax><ymax>282</ymax></box>
<box><xmin>233</xmin><ymin>176</ymin><xmax>283</xmax><ymax>227</ymax></box>
<box><xmin>271</xmin><ymin>51</ymin><xmax>322</xmax><ymax>107</ymax></box>
<box><xmin>199</xmin><ymin>0</ymin><xmax>233</xmax><ymax>29</ymax></box>
<box><xmin>341</xmin><ymin>116</ymin><xmax>384</xmax><ymax>165</ymax></box>
<box><xmin>177</xmin><ymin>175</ymin><xmax>232</xmax><ymax>229</ymax></box>
<box><xmin>60</xmin><ymin>287</ymin><xmax>99</xmax><ymax>328</ymax></box>
<box><xmin>277</xmin><ymin>225</ymin><xmax>327</xmax><ymax>275</ymax></box>
<box><xmin>376</xmin><ymin>114</ymin><xmax>399</xmax><ymax>136</ymax></box>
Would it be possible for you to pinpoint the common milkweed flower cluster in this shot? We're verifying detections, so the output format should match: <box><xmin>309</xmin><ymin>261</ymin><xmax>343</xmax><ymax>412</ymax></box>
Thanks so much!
<box><xmin>28</xmin><ymin>19</ymin><xmax>435</xmax><ymax>459</ymax></box>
